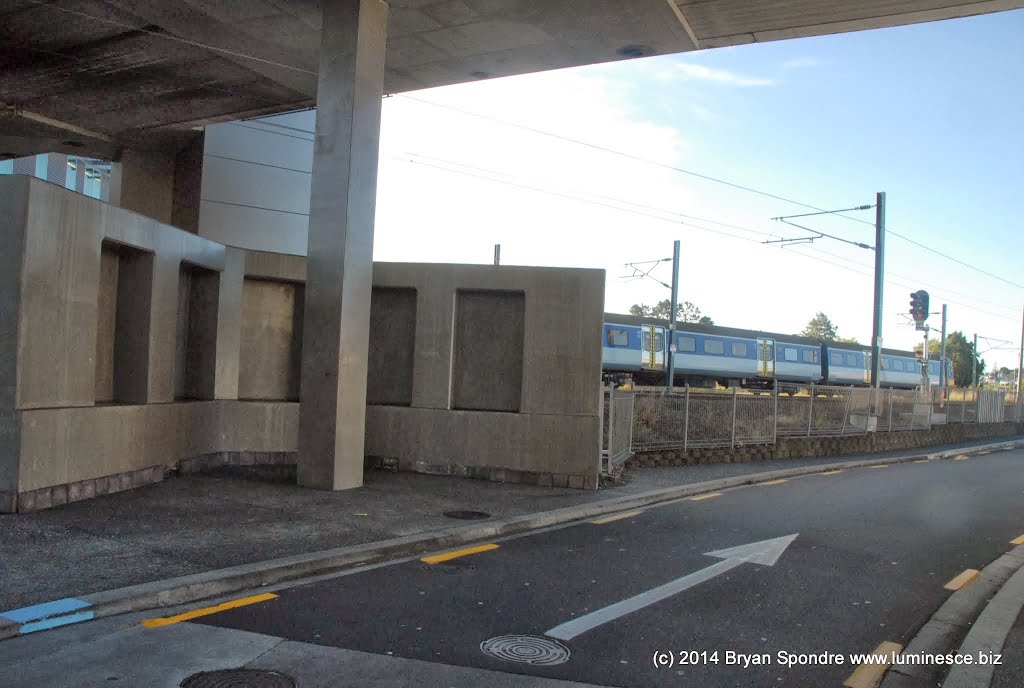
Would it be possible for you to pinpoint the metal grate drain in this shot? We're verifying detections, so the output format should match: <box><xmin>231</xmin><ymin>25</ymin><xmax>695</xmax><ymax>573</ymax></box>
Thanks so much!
<box><xmin>480</xmin><ymin>635</ymin><xmax>570</xmax><ymax>665</ymax></box>
<box><xmin>180</xmin><ymin>669</ymin><xmax>296</xmax><ymax>688</ymax></box>
<box><xmin>443</xmin><ymin>510</ymin><xmax>490</xmax><ymax>520</ymax></box>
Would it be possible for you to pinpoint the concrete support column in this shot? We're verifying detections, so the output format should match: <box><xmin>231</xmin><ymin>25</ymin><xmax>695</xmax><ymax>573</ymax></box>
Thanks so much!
<box><xmin>109</xmin><ymin>133</ymin><xmax>203</xmax><ymax>232</ymax></box>
<box><xmin>297</xmin><ymin>0</ymin><xmax>388</xmax><ymax>490</ymax></box>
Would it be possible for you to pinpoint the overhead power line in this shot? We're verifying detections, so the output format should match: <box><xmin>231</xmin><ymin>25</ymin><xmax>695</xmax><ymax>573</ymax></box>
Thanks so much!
<box><xmin>396</xmin><ymin>94</ymin><xmax>1024</xmax><ymax>291</ymax></box>
<box><xmin>397</xmin><ymin>151</ymin><xmax>1021</xmax><ymax>325</ymax></box>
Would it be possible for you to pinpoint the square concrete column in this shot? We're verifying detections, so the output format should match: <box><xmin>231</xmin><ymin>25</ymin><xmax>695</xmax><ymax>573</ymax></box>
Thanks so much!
<box><xmin>298</xmin><ymin>0</ymin><xmax>388</xmax><ymax>490</ymax></box>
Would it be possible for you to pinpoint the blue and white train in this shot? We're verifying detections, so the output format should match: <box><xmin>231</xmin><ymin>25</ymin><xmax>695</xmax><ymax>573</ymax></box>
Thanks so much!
<box><xmin>602</xmin><ymin>314</ymin><xmax>952</xmax><ymax>390</ymax></box>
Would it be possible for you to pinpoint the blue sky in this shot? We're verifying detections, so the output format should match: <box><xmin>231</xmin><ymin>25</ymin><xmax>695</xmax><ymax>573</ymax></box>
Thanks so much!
<box><xmin>374</xmin><ymin>9</ymin><xmax>1023</xmax><ymax>370</ymax></box>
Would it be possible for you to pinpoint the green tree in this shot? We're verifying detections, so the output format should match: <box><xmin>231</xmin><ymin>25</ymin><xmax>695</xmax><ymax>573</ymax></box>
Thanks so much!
<box><xmin>914</xmin><ymin>331</ymin><xmax>984</xmax><ymax>386</ymax></box>
<box><xmin>629</xmin><ymin>300</ymin><xmax>714</xmax><ymax>325</ymax></box>
<box><xmin>800</xmin><ymin>312</ymin><xmax>838</xmax><ymax>340</ymax></box>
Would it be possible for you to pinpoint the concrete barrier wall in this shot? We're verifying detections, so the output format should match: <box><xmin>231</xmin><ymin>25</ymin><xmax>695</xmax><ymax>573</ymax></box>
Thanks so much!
<box><xmin>0</xmin><ymin>176</ymin><xmax>604</xmax><ymax>510</ymax></box>
<box><xmin>629</xmin><ymin>421</ymin><xmax>1024</xmax><ymax>468</ymax></box>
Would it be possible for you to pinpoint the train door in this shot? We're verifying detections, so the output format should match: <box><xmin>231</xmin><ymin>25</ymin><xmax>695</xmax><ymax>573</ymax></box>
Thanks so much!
<box><xmin>641</xmin><ymin>325</ymin><xmax>665</xmax><ymax>372</ymax></box>
<box><xmin>863</xmin><ymin>352</ymin><xmax>872</xmax><ymax>385</ymax></box>
<box><xmin>757</xmin><ymin>338</ymin><xmax>775</xmax><ymax>379</ymax></box>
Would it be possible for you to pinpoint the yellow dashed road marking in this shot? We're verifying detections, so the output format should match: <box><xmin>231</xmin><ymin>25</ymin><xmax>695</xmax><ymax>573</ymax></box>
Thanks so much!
<box><xmin>1011</xmin><ymin>534</ymin><xmax>1024</xmax><ymax>545</ymax></box>
<box><xmin>421</xmin><ymin>544</ymin><xmax>499</xmax><ymax>564</ymax></box>
<box><xmin>819</xmin><ymin>470</ymin><xmax>843</xmax><ymax>475</ymax></box>
<box><xmin>690</xmin><ymin>493</ymin><xmax>723</xmax><ymax>501</ymax></box>
<box><xmin>869</xmin><ymin>465</ymin><xmax>890</xmax><ymax>469</ymax></box>
<box><xmin>760</xmin><ymin>479</ymin><xmax>788</xmax><ymax>486</ymax></box>
<box><xmin>913</xmin><ymin>459</ymin><xmax>930</xmax><ymax>463</ymax></box>
<box><xmin>844</xmin><ymin>641</ymin><xmax>903</xmax><ymax>688</ymax></box>
<box><xmin>954</xmin><ymin>455</ymin><xmax>970</xmax><ymax>461</ymax></box>
<box><xmin>141</xmin><ymin>593</ymin><xmax>278</xmax><ymax>629</ymax></box>
<box><xmin>591</xmin><ymin>510</ymin><xmax>644</xmax><ymax>525</ymax></box>
<box><xmin>944</xmin><ymin>569</ymin><xmax>980</xmax><ymax>591</ymax></box>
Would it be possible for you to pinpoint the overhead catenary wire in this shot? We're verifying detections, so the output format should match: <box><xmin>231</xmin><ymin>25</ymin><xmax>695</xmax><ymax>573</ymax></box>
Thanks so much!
<box><xmin>398</xmin><ymin>152</ymin><xmax>1021</xmax><ymax>325</ymax></box>
<box><xmin>396</xmin><ymin>94</ymin><xmax>1024</xmax><ymax>291</ymax></box>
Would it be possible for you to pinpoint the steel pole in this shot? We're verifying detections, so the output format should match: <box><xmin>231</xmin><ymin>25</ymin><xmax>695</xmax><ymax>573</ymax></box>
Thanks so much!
<box><xmin>493</xmin><ymin>244</ymin><xmax>500</xmax><ymax>265</ymax></box>
<box><xmin>1017</xmin><ymin>305</ymin><xmax>1023</xmax><ymax>398</ymax></box>
<box><xmin>666</xmin><ymin>239</ymin><xmax>680</xmax><ymax>392</ymax></box>
<box><xmin>972</xmin><ymin>333</ymin><xmax>978</xmax><ymax>388</ymax></box>
<box><xmin>940</xmin><ymin>304</ymin><xmax>947</xmax><ymax>388</ymax></box>
<box><xmin>870</xmin><ymin>191</ymin><xmax>886</xmax><ymax>390</ymax></box>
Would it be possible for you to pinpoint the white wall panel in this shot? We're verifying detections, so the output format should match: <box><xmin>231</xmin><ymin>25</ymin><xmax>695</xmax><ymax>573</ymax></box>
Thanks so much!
<box><xmin>199</xmin><ymin>111</ymin><xmax>317</xmax><ymax>255</ymax></box>
<box><xmin>199</xmin><ymin>200</ymin><xmax>308</xmax><ymax>256</ymax></box>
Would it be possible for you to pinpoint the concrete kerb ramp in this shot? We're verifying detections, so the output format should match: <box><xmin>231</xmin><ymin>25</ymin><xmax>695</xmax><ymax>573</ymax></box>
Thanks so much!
<box><xmin>2</xmin><ymin>438</ymin><xmax>1021</xmax><ymax>642</ymax></box>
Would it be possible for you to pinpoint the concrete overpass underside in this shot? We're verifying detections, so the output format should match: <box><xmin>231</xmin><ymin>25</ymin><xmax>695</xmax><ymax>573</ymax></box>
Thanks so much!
<box><xmin>2</xmin><ymin>0</ymin><xmax>1022</xmax><ymax>161</ymax></box>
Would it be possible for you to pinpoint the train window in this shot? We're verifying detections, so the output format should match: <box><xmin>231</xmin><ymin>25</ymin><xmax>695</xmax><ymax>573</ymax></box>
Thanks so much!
<box><xmin>704</xmin><ymin>339</ymin><xmax>724</xmax><ymax>355</ymax></box>
<box><xmin>830</xmin><ymin>352</ymin><xmax>843</xmax><ymax>365</ymax></box>
<box><xmin>801</xmin><ymin>349</ymin><xmax>818</xmax><ymax>364</ymax></box>
<box><xmin>606</xmin><ymin>328</ymin><xmax>629</xmax><ymax>347</ymax></box>
<box><xmin>783</xmin><ymin>347</ymin><xmax>798</xmax><ymax>362</ymax></box>
<box><xmin>643</xmin><ymin>331</ymin><xmax>664</xmax><ymax>352</ymax></box>
<box><xmin>731</xmin><ymin>342</ymin><xmax>747</xmax><ymax>357</ymax></box>
<box><xmin>846</xmin><ymin>353</ymin><xmax>857</xmax><ymax>366</ymax></box>
<box><xmin>892</xmin><ymin>360</ymin><xmax>904</xmax><ymax>372</ymax></box>
<box><xmin>677</xmin><ymin>336</ymin><xmax>696</xmax><ymax>352</ymax></box>
<box><xmin>881</xmin><ymin>358</ymin><xmax>890</xmax><ymax>369</ymax></box>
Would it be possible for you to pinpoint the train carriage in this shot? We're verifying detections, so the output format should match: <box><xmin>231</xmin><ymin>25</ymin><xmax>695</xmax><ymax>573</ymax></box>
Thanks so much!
<box><xmin>602</xmin><ymin>313</ymin><xmax>951</xmax><ymax>390</ymax></box>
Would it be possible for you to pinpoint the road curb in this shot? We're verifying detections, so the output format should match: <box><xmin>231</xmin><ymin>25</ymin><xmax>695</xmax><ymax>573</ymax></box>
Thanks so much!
<box><xmin>880</xmin><ymin>539</ymin><xmax>1024</xmax><ymax>685</ymax></box>
<box><xmin>943</xmin><ymin>552</ymin><xmax>1024</xmax><ymax>688</ymax></box>
<box><xmin>2</xmin><ymin>438</ymin><xmax>1021</xmax><ymax>642</ymax></box>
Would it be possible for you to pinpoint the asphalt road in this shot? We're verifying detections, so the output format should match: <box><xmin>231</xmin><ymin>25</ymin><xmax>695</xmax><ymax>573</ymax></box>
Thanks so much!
<box><xmin>189</xmin><ymin>447</ymin><xmax>1024</xmax><ymax>687</ymax></box>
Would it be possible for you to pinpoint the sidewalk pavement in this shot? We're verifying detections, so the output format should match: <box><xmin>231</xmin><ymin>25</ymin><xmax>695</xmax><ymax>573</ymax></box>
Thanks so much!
<box><xmin>1</xmin><ymin>435</ymin><xmax>1022</xmax><ymax>637</ymax></box>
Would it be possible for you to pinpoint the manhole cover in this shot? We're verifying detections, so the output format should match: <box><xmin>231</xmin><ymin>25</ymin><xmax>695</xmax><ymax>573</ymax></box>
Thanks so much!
<box><xmin>480</xmin><ymin>635</ymin><xmax>570</xmax><ymax>665</ymax></box>
<box><xmin>180</xmin><ymin>669</ymin><xmax>296</xmax><ymax>688</ymax></box>
<box><xmin>443</xmin><ymin>510</ymin><xmax>490</xmax><ymax>520</ymax></box>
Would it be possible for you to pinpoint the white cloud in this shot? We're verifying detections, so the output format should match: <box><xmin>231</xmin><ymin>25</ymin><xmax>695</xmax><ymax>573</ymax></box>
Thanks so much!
<box><xmin>673</xmin><ymin>62</ymin><xmax>774</xmax><ymax>86</ymax></box>
<box><xmin>782</xmin><ymin>57</ymin><xmax>819</xmax><ymax>69</ymax></box>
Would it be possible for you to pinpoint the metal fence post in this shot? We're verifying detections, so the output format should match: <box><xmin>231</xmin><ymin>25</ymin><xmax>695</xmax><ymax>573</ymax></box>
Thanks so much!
<box><xmin>622</xmin><ymin>393</ymin><xmax>630</xmax><ymax>450</ymax></box>
<box><xmin>807</xmin><ymin>382</ymin><xmax>814</xmax><ymax>437</ymax></box>
<box><xmin>599</xmin><ymin>384</ymin><xmax>607</xmax><ymax>473</ymax></box>
<box><xmin>683</xmin><ymin>386</ymin><xmax>690</xmax><ymax>452</ymax></box>
<box><xmin>773</xmin><ymin>380</ymin><xmax>779</xmax><ymax>444</ymax></box>
<box><xmin>731</xmin><ymin>387</ymin><xmax>738</xmax><ymax>448</ymax></box>
<box><xmin>887</xmin><ymin>388</ymin><xmax>894</xmax><ymax>432</ymax></box>
<box><xmin>840</xmin><ymin>389</ymin><xmax>852</xmax><ymax>436</ymax></box>
<box><xmin>962</xmin><ymin>391</ymin><xmax>967</xmax><ymax>424</ymax></box>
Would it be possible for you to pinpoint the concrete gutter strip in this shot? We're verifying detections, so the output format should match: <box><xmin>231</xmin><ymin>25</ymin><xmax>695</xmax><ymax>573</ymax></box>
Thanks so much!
<box><xmin>942</xmin><ymin>550</ymin><xmax>1024</xmax><ymax>688</ymax></box>
<box><xmin>1</xmin><ymin>439</ymin><xmax>1021</xmax><ymax>642</ymax></box>
<box><xmin>881</xmin><ymin>546</ymin><xmax>1024</xmax><ymax>688</ymax></box>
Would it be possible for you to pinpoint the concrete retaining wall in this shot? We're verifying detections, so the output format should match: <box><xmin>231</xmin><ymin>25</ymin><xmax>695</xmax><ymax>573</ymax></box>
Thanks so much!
<box><xmin>0</xmin><ymin>176</ymin><xmax>604</xmax><ymax>511</ymax></box>
<box><xmin>628</xmin><ymin>422</ymin><xmax>1024</xmax><ymax>468</ymax></box>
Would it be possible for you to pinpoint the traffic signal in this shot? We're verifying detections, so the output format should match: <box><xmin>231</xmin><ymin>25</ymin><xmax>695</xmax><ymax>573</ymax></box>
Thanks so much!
<box><xmin>909</xmin><ymin>290</ymin><xmax>930</xmax><ymax>321</ymax></box>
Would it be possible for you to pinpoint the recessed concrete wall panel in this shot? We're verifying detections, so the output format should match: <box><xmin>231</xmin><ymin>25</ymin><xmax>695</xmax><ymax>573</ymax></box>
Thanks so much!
<box><xmin>453</xmin><ymin>290</ymin><xmax>525</xmax><ymax>412</ymax></box>
<box><xmin>239</xmin><ymin>279</ymin><xmax>303</xmax><ymax>401</ymax></box>
<box><xmin>368</xmin><ymin>288</ymin><xmax>417</xmax><ymax>406</ymax></box>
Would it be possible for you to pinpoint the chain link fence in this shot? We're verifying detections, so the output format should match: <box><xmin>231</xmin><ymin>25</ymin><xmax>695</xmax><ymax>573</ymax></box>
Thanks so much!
<box><xmin>1006</xmin><ymin>391</ymin><xmax>1024</xmax><ymax>423</ymax></box>
<box><xmin>603</xmin><ymin>383</ymin><xmax>1020</xmax><ymax>465</ymax></box>
<box><xmin>929</xmin><ymin>387</ymin><xmax>1008</xmax><ymax>424</ymax></box>
<box><xmin>601</xmin><ymin>385</ymin><xmax>634</xmax><ymax>473</ymax></box>
<box><xmin>631</xmin><ymin>388</ymin><xmax>775</xmax><ymax>452</ymax></box>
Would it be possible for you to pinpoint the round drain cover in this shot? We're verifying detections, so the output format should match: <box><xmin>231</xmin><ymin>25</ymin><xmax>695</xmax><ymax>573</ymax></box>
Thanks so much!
<box><xmin>443</xmin><ymin>510</ymin><xmax>490</xmax><ymax>520</ymax></box>
<box><xmin>180</xmin><ymin>669</ymin><xmax>296</xmax><ymax>688</ymax></box>
<box><xmin>480</xmin><ymin>635</ymin><xmax>570</xmax><ymax>665</ymax></box>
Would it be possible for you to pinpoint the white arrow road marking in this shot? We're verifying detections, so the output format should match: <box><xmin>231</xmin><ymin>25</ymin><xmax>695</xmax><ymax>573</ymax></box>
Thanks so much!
<box><xmin>545</xmin><ymin>534</ymin><xmax>798</xmax><ymax>641</ymax></box>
